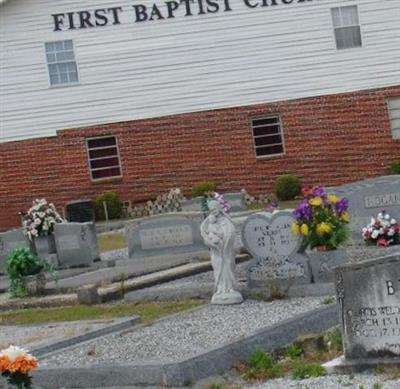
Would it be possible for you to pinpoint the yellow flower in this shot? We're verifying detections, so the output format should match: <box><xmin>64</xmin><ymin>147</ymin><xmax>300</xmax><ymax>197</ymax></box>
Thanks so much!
<box><xmin>309</xmin><ymin>197</ymin><xmax>323</xmax><ymax>206</ymax></box>
<box><xmin>341</xmin><ymin>212</ymin><xmax>351</xmax><ymax>223</ymax></box>
<box><xmin>300</xmin><ymin>224</ymin><xmax>309</xmax><ymax>236</ymax></box>
<box><xmin>316</xmin><ymin>222</ymin><xmax>332</xmax><ymax>235</ymax></box>
<box><xmin>328</xmin><ymin>195</ymin><xmax>339</xmax><ymax>204</ymax></box>
<box><xmin>291</xmin><ymin>223</ymin><xmax>300</xmax><ymax>235</ymax></box>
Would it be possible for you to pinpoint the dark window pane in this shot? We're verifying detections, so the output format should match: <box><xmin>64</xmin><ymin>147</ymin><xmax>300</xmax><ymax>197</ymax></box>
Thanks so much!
<box><xmin>252</xmin><ymin>117</ymin><xmax>279</xmax><ymax>126</ymax></box>
<box><xmin>253</xmin><ymin>124</ymin><xmax>281</xmax><ymax>137</ymax></box>
<box><xmin>90</xmin><ymin>157</ymin><xmax>120</xmax><ymax>169</ymax></box>
<box><xmin>255</xmin><ymin>135</ymin><xmax>282</xmax><ymax>147</ymax></box>
<box><xmin>256</xmin><ymin>144</ymin><xmax>284</xmax><ymax>156</ymax></box>
<box><xmin>88</xmin><ymin>137</ymin><xmax>116</xmax><ymax>149</ymax></box>
<box><xmin>335</xmin><ymin>26</ymin><xmax>362</xmax><ymax>49</ymax></box>
<box><xmin>89</xmin><ymin>146</ymin><xmax>118</xmax><ymax>159</ymax></box>
<box><xmin>92</xmin><ymin>167</ymin><xmax>121</xmax><ymax>180</ymax></box>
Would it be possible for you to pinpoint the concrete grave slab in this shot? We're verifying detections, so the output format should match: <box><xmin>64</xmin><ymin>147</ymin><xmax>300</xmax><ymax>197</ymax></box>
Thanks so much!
<box><xmin>0</xmin><ymin>228</ymin><xmax>31</xmax><ymax>274</ymax></box>
<box><xmin>126</xmin><ymin>212</ymin><xmax>207</xmax><ymax>259</ymax></box>
<box><xmin>55</xmin><ymin>222</ymin><xmax>100</xmax><ymax>268</ymax></box>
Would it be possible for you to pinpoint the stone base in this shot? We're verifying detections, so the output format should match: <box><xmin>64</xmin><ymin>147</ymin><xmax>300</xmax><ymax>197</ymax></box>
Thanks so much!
<box><xmin>211</xmin><ymin>290</ymin><xmax>243</xmax><ymax>305</ymax></box>
<box><xmin>323</xmin><ymin>355</ymin><xmax>400</xmax><ymax>374</ymax></box>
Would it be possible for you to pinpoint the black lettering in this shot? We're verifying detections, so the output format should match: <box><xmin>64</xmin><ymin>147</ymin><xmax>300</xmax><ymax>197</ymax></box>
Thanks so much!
<box><xmin>52</xmin><ymin>13</ymin><xmax>65</xmax><ymax>31</ymax></box>
<box><xmin>387</xmin><ymin>280</ymin><xmax>396</xmax><ymax>296</ymax></box>
<box><xmin>94</xmin><ymin>9</ymin><xmax>108</xmax><ymax>27</ymax></box>
<box><xmin>133</xmin><ymin>5</ymin><xmax>148</xmax><ymax>22</ymax></box>
<box><xmin>197</xmin><ymin>0</ymin><xmax>206</xmax><ymax>14</ymax></box>
<box><xmin>223</xmin><ymin>0</ymin><xmax>232</xmax><ymax>11</ymax></box>
<box><xmin>166</xmin><ymin>1</ymin><xmax>180</xmax><ymax>18</ymax></box>
<box><xmin>282</xmin><ymin>0</ymin><xmax>294</xmax><ymax>3</ymax></box>
<box><xmin>180</xmin><ymin>0</ymin><xmax>194</xmax><ymax>16</ymax></box>
<box><xmin>66</xmin><ymin>12</ymin><xmax>76</xmax><ymax>30</ymax></box>
<box><xmin>206</xmin><ymin>0</ymin><xmax>219</xmax><ymax>13</ymax></box>
<box><xmin>243</xmin><ymin>0</ymin><xmax>258</xmax><ymax>8</ymax></box>
<box><xmin>108</xmin><ymin>7</ymin><xmax>123</xmax><ymax>25</ymax></box>
<box><xmin>78</xmin><ymin>11</ymin><xmax>94</xmax><ymax>28</ymax></box>
<box><xmin>149</xmin><ymin>4</ymin><xmax>165</xmax><ymax>20</ymax></box>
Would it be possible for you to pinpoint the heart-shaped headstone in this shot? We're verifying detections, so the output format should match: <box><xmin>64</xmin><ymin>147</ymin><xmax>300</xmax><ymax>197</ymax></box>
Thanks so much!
<box><xmin>241</xmin><ymin>210</ymin><xmax>301</xmax><ymax>260</ymax></box>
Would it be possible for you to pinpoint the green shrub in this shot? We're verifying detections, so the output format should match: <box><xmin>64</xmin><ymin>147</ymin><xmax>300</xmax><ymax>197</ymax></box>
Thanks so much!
<box><xmin>323</xmin><ymin>328</ymin><xmax>343</xmax><ymax>353</ymax></box>
<box><xmin>6</xmin><ymin>247</ymin><xmax>56</xmax><ymax>298</ymax></box>
<box><xmin>95</xmin><ymin>192</ymin><xmax>123</xmax><ymax>221</ymax></box>
<box><xmin>292</xmin><ymin>361</ymin><xmax>326</xmax><ymax>379</ymax></box>
<box><xmin>390</xmin><ymin>160</ymin><xmax>400</xmax><ymax>174</ymax></box>
<box><xmin>191</xmin><ymin>182</ymin><xmax>216</xmax><ymax>198</ymax></box>
<box><xmin>274</xmin><ymin>175</ymin><xmax>301</xmax><ymax>201</ymax></box>
<box><xmin>245</xmin><ymin>350</ymin><xmax>284</xmax><ymax>379</ymax></box>
<box><xmin>285</xmin><ymin>344</ymin><xmax>303</xmax><ymax>360</ymax></box>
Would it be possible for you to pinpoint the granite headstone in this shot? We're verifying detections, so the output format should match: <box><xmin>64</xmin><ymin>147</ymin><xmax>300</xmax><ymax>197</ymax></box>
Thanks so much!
<box><xmin>54</xmin><ymin>222</ymin><xmax>100</xmax><ymax>268</ymax></box>
<box><xmin>242</xmin><ymin>210</ymin><xmax>311</xmax><ymax>290</ymax></box>
<box><xmin>330</xmin><ymin>176</ymin><xmax>400</xmax><ymax>241</ymax></box>
<box><xmin>336</xmin><ymin>255</ymin><xmax>400</xmax><ymax>359</ymax></box>
<box><xmin>126</xmin><ymin>213</ymin><xmax>207</xmax><ymax>259</ymax></box>
<box><xmin>0</xmin><ymin>229</ymin><xmax>31</xmax><ymax>274</ymax></box>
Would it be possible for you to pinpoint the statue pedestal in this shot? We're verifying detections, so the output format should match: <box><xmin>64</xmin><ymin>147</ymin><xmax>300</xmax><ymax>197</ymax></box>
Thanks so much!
<box><xmin>211</xmin><ymin>290</ymin><xmax>243</xmax><ymax>305</ymax></box>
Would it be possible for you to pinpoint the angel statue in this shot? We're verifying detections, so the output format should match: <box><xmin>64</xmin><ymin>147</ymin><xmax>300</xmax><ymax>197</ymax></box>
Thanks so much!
<box><xmin>200</xmin><ymin>199</ymin><xmax>243</xmax><ymax>305</ymax></box>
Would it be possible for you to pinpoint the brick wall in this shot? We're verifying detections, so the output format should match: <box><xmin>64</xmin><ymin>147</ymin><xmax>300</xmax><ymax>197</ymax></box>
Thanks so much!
<box><xmin>1</xmin><ymin>86</ymin><xmax>399</xmax><ymax>231</ymax></box>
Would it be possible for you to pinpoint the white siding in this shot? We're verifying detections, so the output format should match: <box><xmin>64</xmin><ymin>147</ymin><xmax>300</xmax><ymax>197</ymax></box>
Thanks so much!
<box><xmin>1</xmin><ymin>0</ymin><xmax>400</xmax><ymax>142</ymax></box>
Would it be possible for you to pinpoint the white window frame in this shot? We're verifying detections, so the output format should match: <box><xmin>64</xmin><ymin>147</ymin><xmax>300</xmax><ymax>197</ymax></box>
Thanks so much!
<box><xmin>387</xmin><ymin>97</ymin><xmax>400</xmax><ymax>140</ymax></box>
<box><xmin>251</xmin><ymin>115</ymin><xmax>285</xmax><ymax>159</ymax></box>
<box><xmin>331</xmin><ymin>5</ymin><xmax>363</xmax><ymax>51</ymax></box>
<box><xmin>45</xmin><ymin>40</ymin><xmax>80</xmax><ymax>87</ymax></box>
<box><xmin>86</xmin><ymin>136</ymin><xmax>123</xmax><ymax>181</ymax></box>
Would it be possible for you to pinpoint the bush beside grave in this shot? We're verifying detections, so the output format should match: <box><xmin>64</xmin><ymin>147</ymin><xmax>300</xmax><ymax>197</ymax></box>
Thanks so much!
<box><xmin>390</xmin><ymin>160</ymin><xmax>400</xmax><ymax>174</ymax></box>
<box><xmin>95</xmin><ymin>192</ymin><xmax>123</xmax><ymax>221</ymax></box>
<box><xmin>191</xmin><ymin>182</ymin><xmax>216</xmax><ymax>198</ymax></box>
<box><xmin>274</xmin><ymin>175</ymin><xmax>301</xmax><ymax>201</ymax></box>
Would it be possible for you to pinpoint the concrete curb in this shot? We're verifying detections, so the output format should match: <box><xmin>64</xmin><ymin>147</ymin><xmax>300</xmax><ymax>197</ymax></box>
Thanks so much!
<box><xmin>31</xmin><ymin>315</ymin><xmax>141</xmax><ymax>358</ymax></box>
<box><xmin>32</xmin><ymin>304</ymin><xmax>339</xmax><ymax>387</ymax></box>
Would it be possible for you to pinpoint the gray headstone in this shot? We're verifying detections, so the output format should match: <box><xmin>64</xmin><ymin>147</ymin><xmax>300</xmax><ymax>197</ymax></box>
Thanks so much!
<box><xmin>336</xmin><ymin>255</ymin><xmax>400</xmax><ymax>359</ymax></box>
<box><xmin>330</xmin><ymin>176</ymin><xmax>400</xmax><ymax>241</ymax></box>
<box><xmin>242</xmin><ymin>210</ymin><xmax>312</xmax><ymax>289</ymax></box>
<box><xmin>223</xmin><ymin>192</ymin><xmax>246</xmax><ymax>212</ymax></box>
<box><xmin>126</xmin><ymin>213</ymin><xmax>207</xmax><ymax>259</ymax></box>
<box><xmin>54</xmin><ymin>222</ymin><xmax>100</xmax><ymax>268</ymax></box>
<box><xmin>181</xmin><ymin>197</ymin><xmax>204</xmax><ymax>212</ymax></box>
<box><xmin>0</xmin><ymin>229</ymin><xmax>31</xmax><ymax>274</ymax></box>
<box><xmin>308</xmin><ymin>248</ymin><xmax>348</xmax><ymax>283</ymax></box>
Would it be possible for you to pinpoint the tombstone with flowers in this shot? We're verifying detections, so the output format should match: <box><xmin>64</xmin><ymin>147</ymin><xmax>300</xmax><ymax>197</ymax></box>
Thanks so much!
<box><xmin>22</xmin><ymin>198</ymin><xmax>64</xmax><ymax>265</ymax></box>
<box><xmin>362</xmin><ymin>210</ymin><xmax>400</xmax><ymax>247</ymax></box>
<box><xmin>291</xmin><ymin>186</ymin><xmax>351</xmax><ymax>283</ymax></box>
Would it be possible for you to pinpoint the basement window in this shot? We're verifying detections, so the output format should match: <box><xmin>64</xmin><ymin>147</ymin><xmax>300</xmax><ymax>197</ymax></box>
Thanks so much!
<box><xmin>251</xmin><ymin>115</ymin><xmax>285</xmax><ymax>158</ymax></box>
<box><xmin>45</xmin><ymin>40</ymin><xmax>79</xmax><ymax>86</ymax></box>
<box><xmin>331</xmin><ymin>5</ymin><xmax>362</xmax><ymax>50</ymax></box>
<box><xmin>388</xmin><ymin>97</ymin><xmax>400</xmax><ymax>139</ymax></box>
<box><xmin>86</xmin><ymin>136</ymin><xmax>122</xmax><ymax>180</ymax></box>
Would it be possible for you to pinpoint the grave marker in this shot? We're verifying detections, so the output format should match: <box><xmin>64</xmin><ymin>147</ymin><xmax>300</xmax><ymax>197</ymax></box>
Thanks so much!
<box><xmin>0</xmin><ymin>229</ymin><xmax>31</xmax><ymax>274</ymax></box>
<box><xmin>242</xmin><ymin>210</ymin><xmax>311</xmax><ymax>290</ymax></box>
<box><xmin>126</xmin><ymin>213</ymin><xmax>207</xmax><ymax>258</ymax></box>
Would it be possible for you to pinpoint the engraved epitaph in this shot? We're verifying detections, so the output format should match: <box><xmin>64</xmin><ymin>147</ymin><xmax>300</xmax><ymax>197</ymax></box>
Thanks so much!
<box><xmin>242</xmin><ymin>211</ymin><xmax>311</xmax><ymax>288</ymax></box>
<box><xmin>336</xmin><ymin>255</ymin><xmax>400</xmax><ymax>359</ymax></box>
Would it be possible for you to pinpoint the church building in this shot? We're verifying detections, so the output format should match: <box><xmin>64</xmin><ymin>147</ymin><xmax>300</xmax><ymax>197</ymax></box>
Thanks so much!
<box><xmin>1</xmin><ymin>0</ymin><xmax>399</xmax><ymax>230</ymax></box>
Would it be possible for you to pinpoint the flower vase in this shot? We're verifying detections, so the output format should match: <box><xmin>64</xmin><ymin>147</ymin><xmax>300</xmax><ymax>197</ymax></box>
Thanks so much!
<box><xmin>308</xmin><ymin>247</ymin><xmax>348</xmax><ymax>283</ymax></box>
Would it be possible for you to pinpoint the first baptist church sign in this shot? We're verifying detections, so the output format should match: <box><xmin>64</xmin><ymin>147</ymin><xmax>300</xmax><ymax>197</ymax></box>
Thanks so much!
<box><xmin>52</xmin><ymin>0</ymin><xmax>313</xmax><ymax>31</ymax></box>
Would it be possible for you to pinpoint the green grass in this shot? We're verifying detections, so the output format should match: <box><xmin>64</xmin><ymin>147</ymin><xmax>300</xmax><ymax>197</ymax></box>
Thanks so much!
<box><xmin>97</xmin><ymin>233</ymin><xmax>127</xmax><ymax>253</ymax></box>
<box><xmin>0</xmin><ymin>300</ymin><xmax>205</xmax><ymax>326</ymax></box>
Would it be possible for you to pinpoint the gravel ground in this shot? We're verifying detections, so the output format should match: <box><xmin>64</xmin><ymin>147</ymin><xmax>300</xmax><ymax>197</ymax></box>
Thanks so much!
<box><xmin>41</xmin><ymin>297</ymin><xmax>328</xmax><ymax>367</ymax></box>
<box><xmin>244</xmin><ymin>374</ymin><xmax>400</xmax><ymax>389</ymax></box>
<box><xmin>0</xmin><ymin>319</ymin><xmax>119</xmax><ymax>351</ymax></box>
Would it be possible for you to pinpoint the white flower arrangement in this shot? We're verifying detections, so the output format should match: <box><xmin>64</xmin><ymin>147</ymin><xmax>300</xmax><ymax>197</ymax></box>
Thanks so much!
<box><xmin>23</xmin><ymin>199</ymin><xmax>64</xmax><ymax>240</ymax></box>
<box><xmin>362</xmin><ymin>210</ymin><xmax>400</xmax><ymax>247</ymax></box>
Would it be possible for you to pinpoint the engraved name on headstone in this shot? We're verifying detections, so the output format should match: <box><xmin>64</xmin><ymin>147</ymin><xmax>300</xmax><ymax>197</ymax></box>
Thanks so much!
<box><xmin>126</xmin><ymin>213</ymin><xmax>207</xmax><ymax>259</ymax></box>
<box><xmin>364</xmin><ymin>193</ymin><xmax>400</xmax><ymax>209</ymax></box>
<box><xmin>336</xmin><ymin>255</ymin><xmax>400</xmax><ymax>359</ymax></box>
<box><xmin>242</xmin><ymin>211</ymin><xmax>311</xmax><ymax>286</ymax></box>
